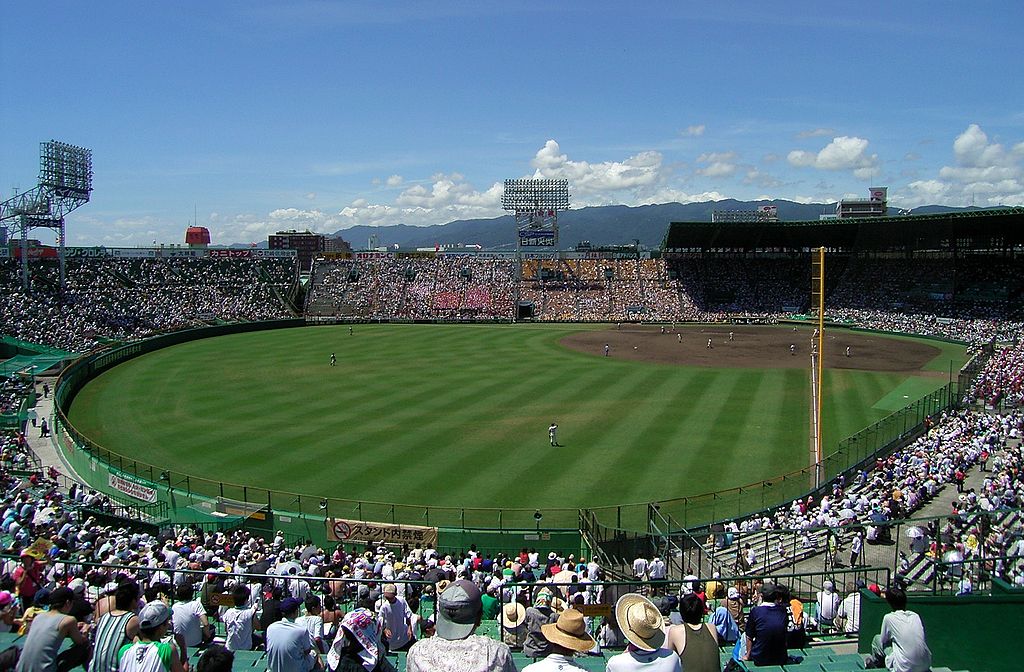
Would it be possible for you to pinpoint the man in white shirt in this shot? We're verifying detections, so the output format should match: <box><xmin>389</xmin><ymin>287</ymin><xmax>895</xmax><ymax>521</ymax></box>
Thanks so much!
<box><xmin>171</xmin><ymin>584</ymin><xmax>212</xmax><ymax>658</ymax></box>
<box><xmin>377</xmin><ymin>583</ymin><xmax>414</xmax><ymax>651</ymax></box>
<box><xmin>632</xmin><ymin>556</ymin><xmax>648</xmax><ymax>580</ymax></box>
<box><xmin>865</xmin><ymin>586</ymin><xmax>931</xmax><ymax>672</ymax></box>
<box><xmin>223</xmin><ymin>585</ymin><xmax>261</xmax><ymax>652</ymax></box>
<box><xmin>815</xmin><ymin>580</ymin><xmax>841</xmax><ymax>630</ymax></box>
<box><xmin>295</xmin><ymin>594</ymin><xmax>325</xmax><ymax>654</ymax></box>
<box><xmin>836</xmin><ymin>582</ymin><xmax>861</xmax><ymax>635</ymax></box>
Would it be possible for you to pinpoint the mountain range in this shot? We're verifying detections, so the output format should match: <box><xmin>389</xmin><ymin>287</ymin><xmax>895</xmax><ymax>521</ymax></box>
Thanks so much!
<box><xmin>301</xmin><ymin>200</ymin><xmax>994</xmax><ymax>251</ymax></box>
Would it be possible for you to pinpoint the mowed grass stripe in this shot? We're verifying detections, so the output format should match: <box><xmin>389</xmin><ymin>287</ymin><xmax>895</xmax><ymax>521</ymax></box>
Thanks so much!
<box><xmin>66</xmin><ymin>323</ymin><xmax>956</xmax><ymax>512</ymax></box>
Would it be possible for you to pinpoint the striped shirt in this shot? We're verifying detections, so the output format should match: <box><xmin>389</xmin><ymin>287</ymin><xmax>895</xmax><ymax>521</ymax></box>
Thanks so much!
<box><xmin>90</xmin><ymin>611</ymin><xmax>135</xmax><ymax>672</ymax></box>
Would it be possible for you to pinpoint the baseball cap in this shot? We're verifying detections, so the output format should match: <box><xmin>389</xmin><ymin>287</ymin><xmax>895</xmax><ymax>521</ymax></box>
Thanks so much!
<box><xmin>138</xmin><ymin>601</ymin><xmax>171</xmax><ymax>629</ymax></box>
<box><xmin>727</xmin><ymin>587</ymin><xmax>740</xmax><ymax>600</ymax></box>
<box><xmin>280</xmin><ymin>597</ymin><xmax>303</xmax><ymax>614</ymax></box>
<box><xmin>436</xmin><ymin>579</ymin><xmax>482</xmax><ymax>640</ymax></box>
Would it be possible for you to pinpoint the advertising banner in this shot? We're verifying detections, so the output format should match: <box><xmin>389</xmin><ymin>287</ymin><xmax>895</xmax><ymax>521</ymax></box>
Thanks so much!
<box><xmin>108</xmin><ymin>468</ymin><xmax>158</xmax><ymax>504</ymax></box>
<box><xmin>326</xmin><ymin>517</ymin><xmax>438</xmax><ymax>546</ymax></box>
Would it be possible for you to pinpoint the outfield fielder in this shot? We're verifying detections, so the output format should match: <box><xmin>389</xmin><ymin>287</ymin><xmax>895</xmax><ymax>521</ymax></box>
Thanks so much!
<box><xmin>330</xmin><ymin>352</ymin><xmax>337</xmax><ymax>366</ymax></box>
<box><xmin>548</xmin><ymin>422</ymin><xmax>559</xmax><ymax>447</ymax></box>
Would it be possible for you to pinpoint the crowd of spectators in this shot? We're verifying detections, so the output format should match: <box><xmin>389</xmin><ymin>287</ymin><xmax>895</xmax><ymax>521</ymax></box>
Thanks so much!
<box><xmin>0</xmin><ymin>257</ymin><xmax>296</xmax><ymax>352</ymax></box>
<box><xmin>709</xmin><ymin>408</ymin><xmax>1024</xmax><ymax>584</ymax></box>
<box><xmin>969</xmin><ymin>340</ymin><xmax>1024</xmax><ymax>408</ymax></box>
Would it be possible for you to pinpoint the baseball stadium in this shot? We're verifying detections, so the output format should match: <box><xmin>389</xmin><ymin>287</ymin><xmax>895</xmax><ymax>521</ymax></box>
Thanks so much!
<box><xmin>2</xmin><ymin>158</ymin><xmax>1024</xmax><ymax>671</ymax></box>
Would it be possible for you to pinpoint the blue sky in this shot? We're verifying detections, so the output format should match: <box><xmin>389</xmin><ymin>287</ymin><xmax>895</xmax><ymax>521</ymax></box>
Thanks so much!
<box><xmin>2</xmin><ymin>1</ymin><xmax>1023</xmax><ymax>246</ymax></box>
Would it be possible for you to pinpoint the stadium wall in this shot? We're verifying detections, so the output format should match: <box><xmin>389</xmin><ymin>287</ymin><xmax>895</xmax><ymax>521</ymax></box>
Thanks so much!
<box><xmin>857</xmin><ymin>587</ymin><xmax>1022</xmax><ymax>672</ymax></box>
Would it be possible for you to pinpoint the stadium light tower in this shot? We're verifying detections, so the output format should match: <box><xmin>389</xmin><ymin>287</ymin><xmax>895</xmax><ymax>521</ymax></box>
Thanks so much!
<box><xmin>502</xmin><ymin>178</ymin><xmax>570</xmax><ymax>249</ymax></box>
<box><xmin>0</xmin><ymin>140</ymin><xmax>94</xmax><ymax>290</ymax></box>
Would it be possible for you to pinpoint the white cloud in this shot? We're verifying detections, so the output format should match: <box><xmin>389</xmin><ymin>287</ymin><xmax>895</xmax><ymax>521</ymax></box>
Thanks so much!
<box><xmin>304</xmin><ymin>192</ymin><xmax>317</xmax><ymax>200</ymax></box>
<box><xmin>695</xmin><ymin>151</ymin><xmax>738</xmax><ymax>177</ymax></box>
<box><xmin>896</xmin><ymin>124</ymin><xmax>1024</xmax><ymax>207</ymax></box>
<box><xmin>530</xmin><ymin>139</ymin><xmax>664</xmax><ymax>196</ymax></box>
<box><xmin>682</xmin><ymin>124</ymin><xmax>706</xmax><ymax>137</ymax></box>
<box><xmin>796</xmin><ymin>128</ymin><xmax>835</xmax><ymax>139</ymax></box>
<box><xmin>787</xmin><ymin>136</ymin><xmax>879</xmax><ymax>175</ymax></box>
<box><xmin>385</xmin><ymin>174</ymin><xmax>404</xmax><ymax>187</ymax></box>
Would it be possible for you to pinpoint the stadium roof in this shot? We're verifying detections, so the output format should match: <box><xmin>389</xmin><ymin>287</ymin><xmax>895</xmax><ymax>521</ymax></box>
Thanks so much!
<box><xmin>662</xmin><ymin>207</ymin><xmax>1024</xmax><ymax>252</ymax></box>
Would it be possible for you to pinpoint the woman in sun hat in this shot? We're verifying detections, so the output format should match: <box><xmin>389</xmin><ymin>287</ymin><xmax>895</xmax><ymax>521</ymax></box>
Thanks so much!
<box><xmin>605</xmin><ymin>593</ymin><xmax>680</xmax><ymax>671</ymax></box>
<box><xmin>499</xmin><ymin>600</ymin><xmax>527</xmax><ymax>649</ymax></box>
<box><xmin>521</xmin><ymin>608</ymin><xmax>596</xmax><ymax>671</ymax></box>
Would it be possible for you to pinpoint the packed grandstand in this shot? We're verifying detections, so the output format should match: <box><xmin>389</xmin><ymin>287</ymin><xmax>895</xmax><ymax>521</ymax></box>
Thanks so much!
<box><xmin>0</xmin><ymin>208</ymin><xmax>1022</xmax><ymax>671</ymax></box>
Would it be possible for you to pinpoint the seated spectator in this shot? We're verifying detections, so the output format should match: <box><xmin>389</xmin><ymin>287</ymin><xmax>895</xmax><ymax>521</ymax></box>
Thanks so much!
<box><xmin>743</xmin><ymin>583</ymin><xmax>788</xmax><ymax>667</ymax></box>
<box><xmin>666</xmin><ymin>594</ymin><xmax>720</xmax><ymax>672</ymax></box>
<box><xmin>116</xmin><ymin>601</ymin><xmax>186</xmax><ymax>672</ymax></box>
<box><xmin>325</xmin><ymin>608</ymin><xmax>397</xmax><ymax>672</ymax></box>
<box><xmin>405</xmin><ymin>580</ymin><xmax>515</xmax><ymax>672</ymax></box>
<box><xmin>865</xmin><ymin>586</ymin><xmax>932</xmax><ymax>672</ymax></box>
<box><xmin>605</xmin><ymin>593</ymin><xmax>680</xmax><ymax>671</ymax></box>
<box><xmin>521</xmin><ymin>608</ymin><xmax>595</xmax><ymax>671</ymax></box>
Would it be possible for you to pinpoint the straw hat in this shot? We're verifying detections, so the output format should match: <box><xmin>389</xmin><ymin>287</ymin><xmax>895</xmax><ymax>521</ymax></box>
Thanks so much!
<box><xmin>500</xmin><ymin>601</ymin><xmax>526</xmax><ymax>630</ymax></box>
<box><xmin>615</xmin><ymin>593</ymin><xmax>665</xmax><ymax>651</ymax></box>
<box><xmin>541</xmin><ymin>608</ymin><xmax>596</xmax><ymax>653</ymax></box>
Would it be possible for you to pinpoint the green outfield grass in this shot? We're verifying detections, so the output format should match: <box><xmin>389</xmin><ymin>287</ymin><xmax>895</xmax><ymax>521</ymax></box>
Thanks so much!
<box><xmin>66</xmin><ymin>324</ymin><xmax>967</xmax><ymax>515</ymax></box>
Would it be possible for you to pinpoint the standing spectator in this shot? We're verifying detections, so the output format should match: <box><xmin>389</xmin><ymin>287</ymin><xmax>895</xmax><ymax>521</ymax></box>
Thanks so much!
<box><xmin>865</xmin><ymin>587</ymin><xmax>931</xmax><ymax>672</ymax></box>
<box><xmin>850</xmin><ymin>532</ymin><xmax>863</xmax><ymax>568</ymax></box>
<box><xmin>377</xmin><ymin>584</ymin><xmax>413</xmax><ymax>652</ymax></box>
<box><xmin>605</xmin><ymin>593</ymin><xmax>680</xmax><ymax>672</ymax></box>
<box><xmin>15</xmin><ymin>587</ymin><xmax>90</xmax><ymax>672</ymax></box>
<box><xmin>13</xmin><ymin>552</ymin><xmax>45</xmax><ymax>607</ymax></box>
<box><xmin>266</xmin><ymin>597</ymin><xmax>321</xmax><ymax>672</ymax></box>
<box><xmin>405</xmin><ymin>580</ymin><xmax>515</xmax><ymax>672</ymax></box>
<box><xmin>648</xmin><ymin>556</ymin><xmax>667</xmax><ymax>593</ymax></box>
<box><xmin>742</xmin><ymin>584</ymin><xmax>788</xmax><ymax>667</ymax></box>
<box><xmin>522</xmin><ymin>608</ymin><xmax>595</xmax><ymax>671</ymax></box>
<box><xmin>115</xmin><ymin>601</ymin><xmax>186</xmax><ymax>672</ymax></box>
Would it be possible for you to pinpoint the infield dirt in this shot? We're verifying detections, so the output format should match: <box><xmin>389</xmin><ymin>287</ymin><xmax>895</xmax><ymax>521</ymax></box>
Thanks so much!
<box><xmin>560</xmin><ymin>325</ymin><xmax>942</xmax><ymax>372</ymax></box>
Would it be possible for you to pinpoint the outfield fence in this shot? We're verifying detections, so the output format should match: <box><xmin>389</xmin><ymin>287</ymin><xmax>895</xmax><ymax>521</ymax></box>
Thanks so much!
<box><xmin>52</xmin><ymin>321</ymin><xmax>982</xmax><ymax>549</ymax></box>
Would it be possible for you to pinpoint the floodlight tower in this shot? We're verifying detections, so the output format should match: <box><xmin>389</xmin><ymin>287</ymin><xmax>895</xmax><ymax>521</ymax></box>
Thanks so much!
<box><xmin>502</xmin><ymin>179</ymin><xmax>569</xmax><ymax>318</ymax></box>
<box><xmin>501</xmin><ymin>178</ymin><xmax>570</xmax><ymax>249</ymax></box>
<box><xmin>0</xmin><ymin>141</ymin><xmax>93</xmax><ymax>290</ymax></box>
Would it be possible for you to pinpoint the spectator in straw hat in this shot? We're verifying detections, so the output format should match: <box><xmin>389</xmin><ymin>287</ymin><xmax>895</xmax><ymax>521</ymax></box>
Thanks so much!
<box><xmin>522</xmin><ymin>608</ymin><xmax>596</xmax><ymax>671</ymax></box>
<box><xmin>606</xmin><ymin>593</ymin><xmax>680</xmax><ymax>671</ymax></box>
<box><xmin>499</xmin><ymin>601</ymin><xmax>527</xmax><ymax>650</ymax></box>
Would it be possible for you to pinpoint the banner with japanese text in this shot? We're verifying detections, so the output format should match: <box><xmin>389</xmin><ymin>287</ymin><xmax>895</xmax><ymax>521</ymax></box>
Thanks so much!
<box><xmin>326</xmin><ymin>517</ymin><xmax>437</xmax><ymax>546</ymax></box>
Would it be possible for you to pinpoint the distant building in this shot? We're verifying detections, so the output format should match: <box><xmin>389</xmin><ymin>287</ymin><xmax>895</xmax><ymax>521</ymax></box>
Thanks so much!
<box><xmin>836</xmin><ymin>187</ymin><xmax>887</xmax><ymax>218</ymax></box>
<box><xmin>712</xmin><ymin>205</ymin><xmax>779</xmax><ymax>223</ymax></box>
<box><xmin>185</xmin><ymin>226</ymin><xmax>211</xmax><ymax>248</ymax></box>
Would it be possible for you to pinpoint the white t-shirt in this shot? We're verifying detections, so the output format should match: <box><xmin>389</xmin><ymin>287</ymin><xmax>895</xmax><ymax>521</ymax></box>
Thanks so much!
<box><xmin>295</xmin><ymin>614</ymin><xmax>325</xmax><ymax>652</ymax></box>
<box><xmin>171</xmin><ymin>599</ymin><xmax>206</xmax><ymax>647</ymax></box>
<box><xmin>837</xmin><ymin>593</ymin><xmax>860</xmax><ymax>633</ymax></box>
<box><xmin>606</xmin><ymin>647</ymin><xmax>681</xmax><ymax>672</ymax></box>
<box><xmin>223</xmin><ymin>605</ymin><xmax>258</xmax><ymax>652</ymax></box>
